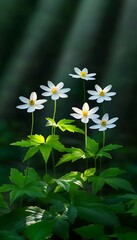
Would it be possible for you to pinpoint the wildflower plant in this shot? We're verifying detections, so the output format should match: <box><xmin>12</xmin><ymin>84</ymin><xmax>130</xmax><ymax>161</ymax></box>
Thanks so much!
<box><xmin>0</xmin><ymin>67</ymin><xmax>137</xmax><ymax>240</ymax></box>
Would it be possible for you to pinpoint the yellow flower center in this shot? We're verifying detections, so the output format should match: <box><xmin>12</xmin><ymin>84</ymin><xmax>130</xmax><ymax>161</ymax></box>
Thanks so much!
<box><xmin>52</xmin><ymin>87</ymin><xmax>58</xmax><ymax>94</ymax></box>
<box><xmin>80</xmin><ymin>71</ymin><xmax>87</xmax><ymax>77</ymax></box>
<box><xmin>29</xmin><ymin>100</ymin><xmax>35</xmax><ymax>105</ymax></box>
<box><xmin>82</xmin><ymin>110</ymin><xmax>88</xmax><ymax>117</ymax></box>
<box><xmin>99</xmin><ymin>91</ymin><xmax>105</xmax><ymax>96</ymax></box>
<box><xmin>101</xmin><ymin>120</ymin><xmax>107</xmax><ymax>126</ymax></box>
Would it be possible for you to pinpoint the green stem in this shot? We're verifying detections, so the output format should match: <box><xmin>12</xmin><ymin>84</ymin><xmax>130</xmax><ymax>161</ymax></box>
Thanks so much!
<box><xmin>103</xmin><ymin>130</ymin><xmax>105</xmax><ymax>148</ymax></box>
<box><xmin>51</xmin><ymin>100</ymin><xmax>57</xmax><ymax>176</ymax></box>
<box><xmin>83</xmin><ymin>80</ymin><xmax>86</xmax><ymax>103</ymax></box>
<box><xmin>52</xmin><ymin>100</ymin><xmax>57</xmax><ymax>135</ymax></box>
<box><xmin>85</xmin><ymin>123</ymin><xmax>88</xmax><ymax>169</ymax></box>
<box><xmin>30</xmin><ymin>112</ymin><xmax>34</xmax><ymax>135</ymax></box>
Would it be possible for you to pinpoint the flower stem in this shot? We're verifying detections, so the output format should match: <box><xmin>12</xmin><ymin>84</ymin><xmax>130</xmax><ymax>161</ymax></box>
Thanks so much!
<box><xmin>30</xmin><ymin>112</ymin><xmax>34</xmax><ymax>135</ymax></box>
<box><xmin>83</xmin><ymin>80</ymin><xmax>86</xmax><ymax>102</ymax></box>
<box><xmin>51</xmin><ymin>100</ymin><xmax>57</xmax><ymax>176</ymax></box>
<box><xmin>85</xmin><ymin>123</ymin><xmax>88</xmax><ymax>169</ymax></box>
<box><xmin>52</xmin><ymin>100</ymin><xmax>57</xmax><ymax>135</ymax></box>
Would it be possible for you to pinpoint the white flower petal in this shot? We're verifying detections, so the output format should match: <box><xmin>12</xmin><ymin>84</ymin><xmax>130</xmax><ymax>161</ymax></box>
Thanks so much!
<box><xmin>90</xmin><ymin>114</ymin><xmax>99</xmax><ymax>119</ymax></box>
<box><xmin>107</xmin><ymin>117</ymin><xmax>118</xmax><ymax>124</ymax></box>
<box><xmin>82</xmin><ymin>102</ymin><xmax>89</xmax><ymax>111</ymax></box>
<box><xmin>27</xmin><ymin>106</ymin><xmax>35</xmax><ymax>112</ymax></box>
<box><xmin>107</xmin><ymin>124</ymin><xmax>116</xmax><ymax>129</ymax></box>
<box><xmin>87</xmin><ymin>73</ymin><xmax>96</xmax><ymax>77</ymax></box>
<box><xmin>74</xmin><ymin>67</ymin><xmax>81</xmax><ymax>74</ymax></box>
<box><xmin>70</xmin><ymin>113</ymin><xmax>82</xmax><ymax>119</ymax></box>
<box><xmin>42</xmin><ymin>92</ymin><xmax>52</xmax><ymax>97</ymax></box>
<box><xmin>99</xmin><ymin>126</ymin><xmax>107</xmax><ymax>131</ymax></box>
<box><xmin>56</xmin><ymin>82</ymin><xmax>64</xmax><ymax>90</ymax></box>
<box><xmin>89</xmin><ymin>125</ymin><xmax>100</xmax><ymax>129</ymax></box>
<box><xmin>89</xmin><ymin>96</ymin><xmax>99</xmax><ymax>100</ymax></box>
<box><xmin>82</xmin><ymin>68</ymin><xmax>88</xmax><ymax>73</ymax></box>
<box><xmin>103</xmin><ymin>85</ymin><xmax>112</xmax><ymax>92</ymax></box>
<box><xmin>95</xmin><ymin>85</ymin><xmax>102</xmax><ymax>92</ymax></box>
<box><xmin>35</xmin><ymin>105</ymin><xmax>44</xmax><ymax>110</ymax></box>
<box><xmin>104</xmin><ymin>96</ymin><xmax>111</xmax><ymax>101</ymax></box>
<box><xmin>87</xmin><ymin>90</ymin><xmax>99</xmax><ymax>96</ymax></box>
<box><xmin>48</xmin><ymin>81</ymin><xmax>55</xmax><ymax>89</ymax></box>
<box><xmin>51</xmin><ymin>94</ymin><xmax>59</xmax><ymax>100</ymax></box>
<box><xmin>89</xmin><ymin>106</ymin><xmax>99</xmax><ymax>114</ymax></box>
<box><xmin>59</xmin><ymin>88</ymin><xmax>71</xmax><ymax>93</ymax></box>
<box><xmin>106</xmin><ymin>92</ymin><xmax>116</xmax><ymax>96</ymax></box>
<box><xmin>92</xmin><ymin>118</ymin><xmax>101</xmax><ymax>124</ymax></box>
<box><xmin>84</xmin><ymin>77</ymin><xmax>96</xmax><ymax>81</ymax></box>
<box><xmin>30</xmin><ymin>92</ymin><xmax>37</xmax><ymax>101</ymax></box>
<box><xmin>58</xmin><ymin>93</ymin><xmax>68</xmax><ymax>98</ymax></box>
<box><xmin>19</xmin><ymin>96</ymin><xmax>29</xmax><ymax>103</ymax></box>
<box><xmin>72</xmin><ymin>107</ymin><xmax>82</xmax><ymax>114</ymax></box>
<box><xmin>16</xmin><ymin>104</ymin><xmax>29</xmax><ymax>109</ymax></box>
<box><xmin>81</xmin><ymin>117</ymin><xmax>89</xmax><ymax>123</ymax></box>
<box><xmin>40</xmin><ymin>85</ymin><xmax>51</xmax><ymax>91</ymax></box>
<box><xmin>35</xmin><ymin>99</ymin><xmax>47</xmax><ymax>104</ymax></box>
<box><xmin>97</xmin><ymin>97</ymin><xmax>104</xmax><ymax>103</ymax></box>
<box><xmin>69</xmin><ymin>74</ymin><xmax>81</xmax><ymax>78</ymax></box>
<box><xmin>102</xmin><ymin>113</ymin><xmax>109</xmax><ymax>121</ymax></box>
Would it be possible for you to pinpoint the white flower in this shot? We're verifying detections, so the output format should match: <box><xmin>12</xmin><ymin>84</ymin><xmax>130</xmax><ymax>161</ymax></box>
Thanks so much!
<box><xmin>69</xmin><ymin>67</ymin><xmax>96</xmax><ymax>81</ymax></box>
<box><xmin>88</xmin><ymin>84</ymin><xmax>116</xmax><ymax>103</ymax></box>
<box><xmin>89</xmin><ymin>113</ymin><xmax>118</xmax><ymax>131</ymax></box>
<box><xmin>16</xmin><ymin>92</ymin><xmax>47</xmax><ymax>113</ymax></box>
<box><xmin>40</xmin><ymin>81</ymin><xmax>71</xmax><ymax>100</ymax></box>
<box><xmin>70</xmin><ymin>102</ymin><xmax>99</xmax><ymax>124</ymax></box>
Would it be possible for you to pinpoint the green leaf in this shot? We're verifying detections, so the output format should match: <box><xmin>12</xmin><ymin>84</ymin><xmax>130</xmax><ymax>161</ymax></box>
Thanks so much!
<box><xmin>11</xmin><ymin>140</ymin><xmax>33</xmax><ymax>147</ymax></box>
<box><xmin>100</xmin><ymin>168</ymin><xmax>126</xmax><ymax>178</ymax></box>
<box><xmin>115</xmin><ymin>232</ymin><xmax>137</xmax><ymax>240</ymax></box>
<box><xmin>57</xmin><ymin>118</ymin><xmax>84</xmax><ymax>134</ymax></box>
<box><xmin>74</xmin><ymin>224</ymin><xmax>107</xmax><ymax>240</ymax></box>
<box><xmin>0</xmin><ymin>184</ymin><xmax>14</xmax><ymax>193</ymax></box>
<box><xmin>97</xmin><ymin>144</ymin><xmax>122</xmax><ymax>159</ymax></box>
<box><xmin>67</xmin><ymin>204</ymin><xmax>77</xmax><ymax>224</ymax></box>
<box><xmin>54</xmin><ymin>215</ymin><xmax>69</xmax><ymax>240</ymax></box>
<box><xmin>105</xmin><ymin>177</ymin><xmax>135</xmax><ymax>192</ymax></box>
<box><xmin>90</xmin><ymin>176</ymin><xmax>105</xmax><ymax>195</ymax></box>
<box><xmin>46</xmin><ymin>117</ymin><xmax>57</xmax><ymax>127</ymax></box>
<box><xmin>28</xmin><ymin>134</ymin><xmax>45</xmax><ymax>144</ymax></box>
<box><xmin>84</xmin><ymin>168</ymin><xmax>96</xmax><ymax>179</ymax></box>
<box><xmin>9</xmin><ymin>168</ymin><xmax>25</xmax><ymax>188</ymax></box>
<box><xmin>87</xmin><ymin>138</ymin><xmax>99</xmax><ymax>156</ymax></box>
<box><xmin>24</xmin><ymin>220</ymin><xmax>54</xmax><ymax>240</ymax></box>
<box><xmin>46</xmin><ymin>135</ymin><xmax>65</xmax><ymax>151</ymax></box>
<box><xmin>39</xmin><ymin>144</ymin><xmax>52</xmax><ymax>163</ymax></box>
<box><xmin>54</xmin><ymin>179</ymin><xmax>70</xmax><ymax>192</ymax></box>
<box><xmin>23</xmin><ymin>146</ymin><xmax>39</xmax><ymax>162</ymax></box>
<box><xmin>56</xmin><ymin>148</ymin><xmax>85</xmax><ymax>166</ymax></box>
<box><xmin>76</xmin><ymin>203</ymin><xmax>119</xmax><ymax>226</ymax></box>
<box><xmin>0</xmin><ymin>230</ymin><xmax>25</xmax><ymax>240</ymax></box>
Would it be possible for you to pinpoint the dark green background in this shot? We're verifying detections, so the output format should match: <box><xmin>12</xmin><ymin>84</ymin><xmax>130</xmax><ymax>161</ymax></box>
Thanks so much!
<box><xmin>0</xmin><ymin>0</ymin><xmax>137</xmax><ymax>186</ymax></box>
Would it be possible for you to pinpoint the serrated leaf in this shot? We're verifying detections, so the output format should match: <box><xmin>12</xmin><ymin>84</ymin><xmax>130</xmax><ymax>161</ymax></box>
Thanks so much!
<box><xmin>23</xmin><ymin>146</ymin><xmax>39</xmax><ymax>162</ymax></box>
<box><xmin>39</xmin><ymin>144</ymin><xmax>52</xmax><ymax>163</ymax></box>
<box><xmin>105</xmin><ymin>177</ymin><xmax>135</xmax><ymax>192</ymax></box>
<box><xmin>28</xmin><ymin>134</ymin><xmax>45</xmax><ymax>144</ymax></box>
<box><xmin>46</xmin><ymin>135</ymin><xmax>65</xmax><ymax>151</ymax></box>
<box><xmin>84</xmin><ymin>168</ymin><xmax>96</xmax><ymax>179</ymax></box>
<box><xmin>0</xmin><ymin>184</ymin><xmax>14</xmax><ymax>193</ymax></box>
<box><xmin>9</xmin><ymin>169</ymin><xmax>25</xmax><ymax>188</ymax></box>
<box><xmin>0</xmin><ymin>230</ymin><xmax>25</xmax><ymax>240</ymax></box>
<box><xmin>100</xmin><ymin>168</ymin><xmax>126</xmax><ymax>178</ymax></box>
<box><xmin>100</xmin><ymin>144</ymin><xmax>123</xmax><ymax>152</ymax></box>
<box><xmin>11</xmin><ymin>140</ymin><xmax>33</xmax><ymax>147</ymax></box>
<box><xmin>46</xmin><ymin>117</ymin><xmax>57</xmax><ymax>127</ymax></box>
<box><xmin>56</xmin><ymin>148</ymin><xmax>85</xmax><ymax>166</ymax></box>
<box><xmin>91</xmin><ymin>176</ymin><xmax>105</xmax><ymax>195</ymax></box>
<box><xmin>57</xmin><ymin>119</ymin><xmax>84</xmax><ymax>133</ymax></box>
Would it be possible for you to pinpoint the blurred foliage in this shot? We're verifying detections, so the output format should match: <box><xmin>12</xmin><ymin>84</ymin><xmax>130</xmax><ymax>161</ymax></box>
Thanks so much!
<box><xmin>0</xmin><ymin>0</ymin><xmax>137</xmax><ymax>186</ymax></box>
